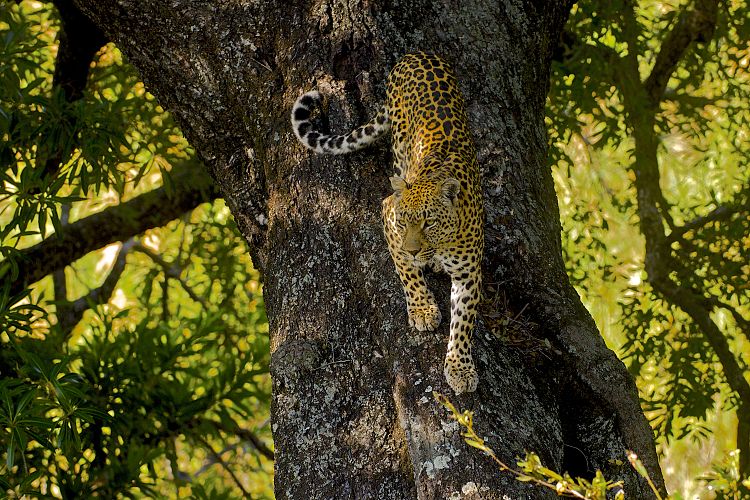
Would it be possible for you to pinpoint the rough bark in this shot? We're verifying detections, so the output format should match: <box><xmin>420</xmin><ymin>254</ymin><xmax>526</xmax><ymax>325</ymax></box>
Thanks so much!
<box><xmin>71</xmin><ymin>1</ymin><xmax>665</xmax><ymax>497</ymax></box>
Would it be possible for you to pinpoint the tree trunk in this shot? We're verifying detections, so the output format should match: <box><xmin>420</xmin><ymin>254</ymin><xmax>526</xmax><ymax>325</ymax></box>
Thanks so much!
<box><xmin>72</xmin><ymin>1</ymin><xmax>665</xmax><ymax>497</ymax></box>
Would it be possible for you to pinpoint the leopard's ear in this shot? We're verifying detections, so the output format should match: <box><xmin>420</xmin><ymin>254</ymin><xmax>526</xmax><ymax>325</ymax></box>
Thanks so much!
<box><xmin>441</xmin><ymin>177</ymin><xmax>460</xmax><ymax>202</ymax></box>
<box><xmin>390</xmin><ymin>175</ymin><xmax>408</xmax><ymax>194</ymax></box>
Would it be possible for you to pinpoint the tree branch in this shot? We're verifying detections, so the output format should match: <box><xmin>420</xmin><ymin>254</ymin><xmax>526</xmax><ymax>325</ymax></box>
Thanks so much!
<box><xmin>58</xmin><ymin>238</ymin><xmax>136</xmax><ymax>337</ymax></box>
<box><xmin>76</xmin><ymin>239</ymin><xmax>134</xmax><ymax>311</ymax></box>
<box><xmin>618</xmin><ymin>0</ymin><xmax>749</xmax><ymax>476</ymax></box>
<box><xmin>132</xmin><ymin>243</ymin><xmax>208</xmax><ymax>308</ymax></box>
<box><xmin>54</xmin><ymin>204</ymin><xmax>73</xmax><ymax>332</ymax></box>
<box><xmin>666</xmin><ymin>201</ymin><xmax>746</xmax><ymax>245</ymax></box>
<box><xmin>614</xmin><ymin>5</ymin><xmax>674</xmax><ymax>233</ymax></box>
<box><xmin>45</xmin><ymin>0</ymin><xmax>108</xmax><ymax>329</ymax></box>
<box><xmin>651</xmin><ymin>277</ymin><xmax>750</xmax><ymax>476</ymax></box>
<box><xmin>6</xmin><ymin>161</ymin><xmax>218</xmax><ymax>297</ymax></box>
<box><xmin>206</xmin><ymin>418</ymin><xmax>274</xmax><ymax>461</ymax></box>
<box><xmin>34</xmin><ymin>0</ymin><xmax>108</xmax><ymax>186</ymax></box>
<box><xmin>193</xmin><ymin>442</ymin><xmax>236</xmax><ymax>477</ymax></box>
<box><xmin>651</xmin><ymin>278</ymin><xmax>750</xmax><ymax>404</ymax></box>
<box><xmin>643</xmin><ymin>0</ymin><xmax>719</xmax><ymax>106</ymax></box>
<box><xmin>194</xmin><ymin>435</ymin><xmax>252</xmax><ymax>498</ymax></box>
<box><xmin>50</xmin><ymin>0</ymin><xmax>107</xmax><ymax>101</ymax></box>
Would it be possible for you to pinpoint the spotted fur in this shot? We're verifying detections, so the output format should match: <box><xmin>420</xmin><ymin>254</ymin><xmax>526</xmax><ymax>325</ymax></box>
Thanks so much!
<box><xmin>291</xmin><ymin>90</ymin><xmax>390</xmax><ymax>154</ymax></box>
<box><xmin>291</xmin><ymin>53</ymin><xmax>484</xmax><ymax>394</ymax></box>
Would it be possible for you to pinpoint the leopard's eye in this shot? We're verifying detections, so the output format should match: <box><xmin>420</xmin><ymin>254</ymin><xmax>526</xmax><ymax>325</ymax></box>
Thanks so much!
<box><xmin>424</xmin><ymin>218</ymin><xmax>437</xmax><ymax>229</ymax></box>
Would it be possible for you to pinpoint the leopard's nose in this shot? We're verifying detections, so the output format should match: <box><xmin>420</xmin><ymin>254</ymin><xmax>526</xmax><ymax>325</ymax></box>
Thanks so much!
<box><xmin>407</xmin><ymin>248</ymin><xmax>419</xmax><ymax>256</ymax></box>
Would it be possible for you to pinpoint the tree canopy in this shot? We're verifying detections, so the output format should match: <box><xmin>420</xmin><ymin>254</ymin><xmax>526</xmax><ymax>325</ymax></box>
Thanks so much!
<box><xmin>548</xmin><ymin>0</ymin><xmax>750</xmax><ymax>492</ymax></box>
<box><xmin>1</xmin><ymin>2</ymin><xmax>272</xmax><ymax>497</ymax></box>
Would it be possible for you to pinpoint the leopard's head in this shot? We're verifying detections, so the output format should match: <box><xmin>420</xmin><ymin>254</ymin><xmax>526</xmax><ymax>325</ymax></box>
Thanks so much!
<box><xmin>390</xmin><ymin>175</ymin><xmax>460</xmax><ymax>262</ymax></box>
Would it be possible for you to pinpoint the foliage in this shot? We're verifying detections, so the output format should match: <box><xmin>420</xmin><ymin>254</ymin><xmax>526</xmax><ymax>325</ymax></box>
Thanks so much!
<box><xmin>0</xmin><ymin>2</ymin><xmax>272</xmax><ymax>498</ymax></box>
<box><xmin>703</xmin><ymin>450</ymin><xmax>750</xmax><ymax>499</ymax></box>
<box><xmin>548</xmin><ymin>0</ymin><xmax>750</xmax><ymax>493</ymax></box>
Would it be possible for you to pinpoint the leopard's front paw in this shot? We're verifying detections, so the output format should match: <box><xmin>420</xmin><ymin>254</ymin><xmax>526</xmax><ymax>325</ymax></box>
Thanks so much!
<box><xmin>444</xmin><ymin>352</ymin><xmax>478</xmax><ymax>394</ymax></box>
<box><xmin>407</xmin><ymin>302</ymin><xmax>441</xmax><ymax>331</ymax></box>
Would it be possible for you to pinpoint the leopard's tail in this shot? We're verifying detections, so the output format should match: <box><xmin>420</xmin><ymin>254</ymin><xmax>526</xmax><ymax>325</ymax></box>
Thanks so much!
<box><xmin>291</xmin><ymin>90</ymin><xmax>390</xmax><ymax>155</ymax></box>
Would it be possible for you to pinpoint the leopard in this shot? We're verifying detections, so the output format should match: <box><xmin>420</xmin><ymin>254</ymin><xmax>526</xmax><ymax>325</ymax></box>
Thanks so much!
<box><xmin>290</xmin><ymin>52</ymin><xmax>484</xmax><ymax>394</ymax></box>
